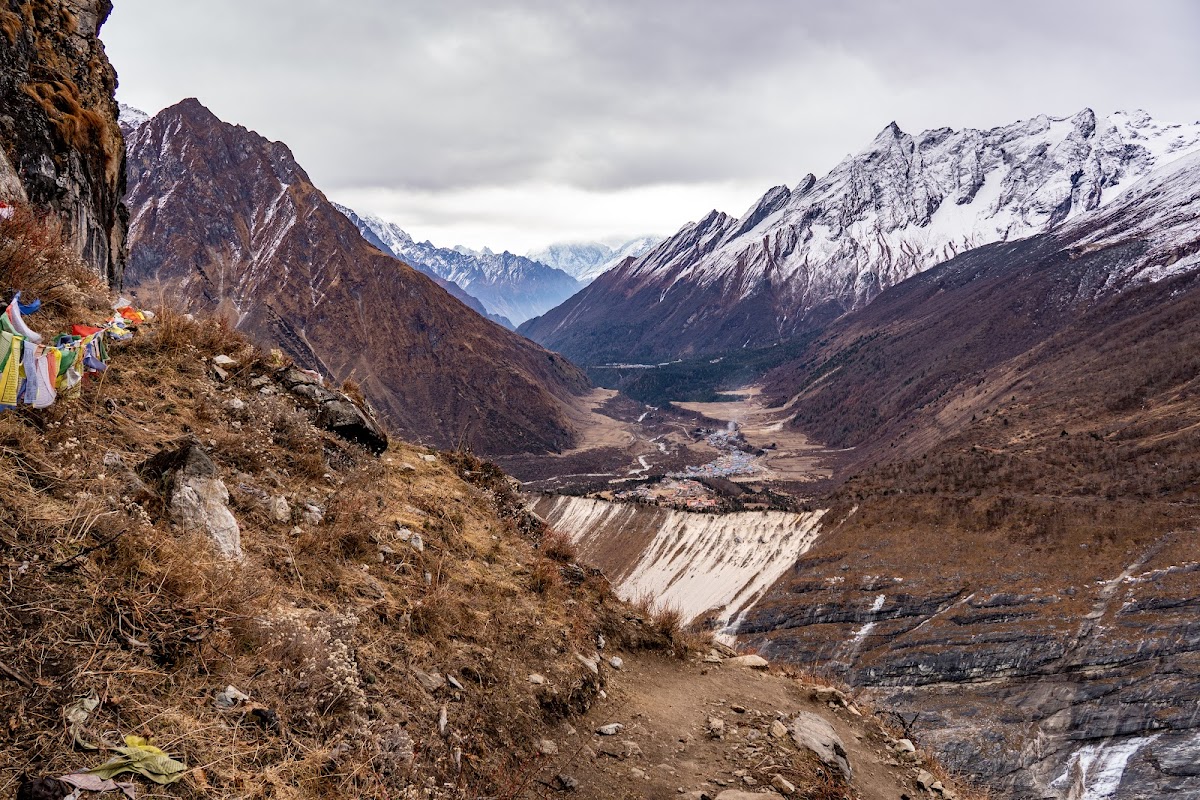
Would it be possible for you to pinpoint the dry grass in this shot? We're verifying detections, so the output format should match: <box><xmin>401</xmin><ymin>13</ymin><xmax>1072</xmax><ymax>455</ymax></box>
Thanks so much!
<box><xmin>0</xmin><ymin>205</ymin><xmax>103</xmax><ymax>322</ymax></box>
<box><xmin>0</xmin><ymin>236</ymin><xmax>697</xmax><ymax>796</ymax></box>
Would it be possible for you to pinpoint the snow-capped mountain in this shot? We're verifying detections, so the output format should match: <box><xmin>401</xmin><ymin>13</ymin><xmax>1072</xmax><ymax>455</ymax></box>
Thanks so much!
<box><xmin>118</xmin><ymin>102</ymin><xmax>149</xmax><ymax>139</ymax></box>
<box><xmin>336</xmin><ymin>207</ymin><xmax>582</xmax><ymax>326</ymax></box>
<box><xmin>334</xmin><ymin>205</ymin><xmax>514</xmax><ymax>329</ymax></box>
<box><xmin>529</xmin><ymin>237</ymin><xmax>661</xmax><ymax>283</ymax></box>
<box><xmin>521</xmin><ymin>109</ymin><xmax>1200</xmax><ymax>364</ymax></box>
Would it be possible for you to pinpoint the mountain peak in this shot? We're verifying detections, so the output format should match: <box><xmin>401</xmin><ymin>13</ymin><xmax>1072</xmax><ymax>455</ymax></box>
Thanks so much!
<box><xmin>873</xmin><ymin>120</ymin><xmax>905</xmax><ymax>143</ymax></box>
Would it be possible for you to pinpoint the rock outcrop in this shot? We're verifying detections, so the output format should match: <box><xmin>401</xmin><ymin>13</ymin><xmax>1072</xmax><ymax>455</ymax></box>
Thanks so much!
<box><xmin>140</xmin><ymin>441</ymin><xmax>241</xmax><ymax>559</ymax></box>
<box><xmin>0</xmin><ymin>0</ymin><xmax>126</xmax><ymax>285</ymax></box>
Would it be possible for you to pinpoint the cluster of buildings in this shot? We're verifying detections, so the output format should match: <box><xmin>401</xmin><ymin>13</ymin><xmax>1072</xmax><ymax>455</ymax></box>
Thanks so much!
<box><xmin>613</xmin><ymin>478</ymin><xmax>722</xmax><ymax>510</ymax></box>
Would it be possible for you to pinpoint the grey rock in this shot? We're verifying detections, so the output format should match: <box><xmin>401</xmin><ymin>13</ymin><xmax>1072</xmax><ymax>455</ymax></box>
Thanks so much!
<box><xmin>917</xmin><ymin>770</ymin><xmax>936</xmax><ymax>791</ymax></box>
<box><xmin>553</xmin><ymin>773</ymin><xmax>579</xmax><ymax>791</ymax></box>
<box><xmin>537</xmin><ymin>739</ymin><xmax>559</xmax><ymax>755</ymax></box>
<box><xmin>528</xmin><ymin>673</ymin><xmax>546</xmax><ymax>685</ymax></box>
<box><xmin>301</xmin><ymin>502</ymin><xmax>324</xmax><ymax>526</ymax></box>
<box><xmin>213</xmin><ymin>684</ymin><xmax>248</xmax><ymax>709</ymax></box>
<box><xmin>771</xmin><ymin>774</ymin><xmax>796</xmax><ymax>795</ymax></box>
<box><xmin>788</xmin><ymin>712</ymin><xmax>852</xmax><ymax>781</ymax></box>
<box><xmin>609</xmin><ymin>656</ymin><xmax>624</xmax><ymax>670</ymax></box>
<box><xmin>596</xmin><ymin>723</ymin><xmax>624</xmax><ymax>736</ymax></box>
<box><xmin>725</xmin><ymin>654</ymin><xmax>769</xmax><ymax>669</ymax></box>
<box><xmin>412</xmin><ymin>669</ymin><xmax>446</xmax><ymax>693</ymax></box>
<box><xmin>267</xmin><ymin>496</ymin><xmax>290</xmax><ymax>522</ymax></box>
<box><xmin>575</xmin><ymin>652</ymin><xmax>601</xmax><ymax>675</ymax></box>
<box><xmin>212</xmin><ymin>354</ymin><xmax>238</xmax><ymax>368</ymax></box>
<box><xmin>317</xmin><ymin>399</ymin><xmax>388</xmax><ymax>454</ymax></box>
<box><xmin>148</xmin><ymin>442</ymin><xmax>241</xmax><ymax>559</ymax></box>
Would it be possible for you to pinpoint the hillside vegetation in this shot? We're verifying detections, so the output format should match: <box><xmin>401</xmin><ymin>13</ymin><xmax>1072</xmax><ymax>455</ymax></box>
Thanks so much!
<box><xmin>0</xmin><ymin>211</ymin><xmax>698</xmax><ymax>799</ymax></box>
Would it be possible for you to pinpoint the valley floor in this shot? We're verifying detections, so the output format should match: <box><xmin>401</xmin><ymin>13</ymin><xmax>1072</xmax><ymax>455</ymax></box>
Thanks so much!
<box><xmin>500</xmin><ymin>387</ymin><xmax>836</xmax><ymax>499</ymax></box>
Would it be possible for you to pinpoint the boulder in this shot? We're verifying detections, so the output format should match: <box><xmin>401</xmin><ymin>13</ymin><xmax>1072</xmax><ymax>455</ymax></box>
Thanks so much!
<box><xmin>144</xmin><ymin>441</ymin><xmax>241</xmax><ymax>559</ymax></box>
<box><xmin>279</xmin><ymin>367</ymin><xmax>388</xmax><ymax>453</ymax></box>
<box><xmin>788</xmin><ymin>711</ymin><xmax>852</xmax><ymax>781</ymax></box>
<box><xmin>317</xmin><ymin>399</ymin><xmax>388</xmax><ymax>454</ymax></box>
<box><xmin>596</xmin><ymin>723</ymin><xmax>623</xmax><ymax>735</ymax></box>
<box><xmin>725</xmin><ymin>654</ymin><xmax>769</xmax><ymax>669</ymax></box>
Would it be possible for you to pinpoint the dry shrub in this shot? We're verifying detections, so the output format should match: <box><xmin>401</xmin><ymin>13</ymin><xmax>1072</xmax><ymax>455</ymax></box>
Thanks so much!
<box><xmin>0</xmin><ymin>9</ymin><xmax>21</xmax><ymax>43</ymax></box>
<box><xmin>539</xmin><ymin>528</ymin><xmax>577</xmax><ymax>563</ymax></box>
<box><xmin>0</xmin><ymin>204</ymin><xmax>98</xmax><ymax>318</ymax></box>
<box><xmin>340</xmin><ymin>377</ymin><xmax>367</xmax><ymax>409</ymax></box>
<box><xmin>22</xmin><ymin>80</ymin><xmax>113</xmax><ymax>160</ymax></box>
<box><xmin>528</xmin><ymin>556</ymin><xmax>563</xmax><ymax>595</ymax></box>
<box><xmin>149</xmin><ymin>302</ymin><xmax>245</xmax><ymax>358</ymax></box>
<box><xmin>245</xmin><ymin>607</ymin><xmax>367</xmax><ymax>718</ymax></box>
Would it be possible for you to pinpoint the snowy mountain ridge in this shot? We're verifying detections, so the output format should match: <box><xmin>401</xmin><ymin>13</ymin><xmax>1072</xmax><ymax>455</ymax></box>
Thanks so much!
<box><xmin>335</xmin><ymin>206</ymin><xmax>582</xmax><ymax>326</ymax></box>
<box><xmin>522</xmin><ymin>108</ymin><xmax>1200</xmax><ymax>363</ymax></box>
<box><xmin>528</xmin><ymin>236</ymin><xmax>661</xmax><ymax>283</ymax></box>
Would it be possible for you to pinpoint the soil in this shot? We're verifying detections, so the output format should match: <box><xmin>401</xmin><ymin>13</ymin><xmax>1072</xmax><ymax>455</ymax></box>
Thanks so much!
<box><xmin>523</xmin><ymin>652</ymin><xmax>947</xmax><ymax>800</ymax></box>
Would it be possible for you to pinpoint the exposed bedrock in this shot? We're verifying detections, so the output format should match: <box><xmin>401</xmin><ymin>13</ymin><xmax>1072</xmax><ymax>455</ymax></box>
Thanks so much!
<box><xmin>739</xmin><ymin>548</ymin><xmax>1200</xmax><ymax>799</ymax></box>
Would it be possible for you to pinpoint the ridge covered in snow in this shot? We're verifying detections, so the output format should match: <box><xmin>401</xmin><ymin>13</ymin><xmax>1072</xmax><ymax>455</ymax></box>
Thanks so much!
<box><xmin>336</xmin><ymin>206</ymin><xmax>582</xmax><ymax>326</ymax></box>
<box><xmin>522</xmin><ymin>108</ymin><xmax>1200</xmax><ymax>363</ymax></box>
<box><xmin>528</xmin><ymin>236</ymin><xmax>661</xmax><ymax>283</ymax></box>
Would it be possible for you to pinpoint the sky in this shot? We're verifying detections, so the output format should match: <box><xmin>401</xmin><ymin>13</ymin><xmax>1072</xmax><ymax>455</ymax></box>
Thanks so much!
<box><xmin>104</xmin><ymin>0</ymin><xmax>1200</xmax><ymax>253</ymax></box>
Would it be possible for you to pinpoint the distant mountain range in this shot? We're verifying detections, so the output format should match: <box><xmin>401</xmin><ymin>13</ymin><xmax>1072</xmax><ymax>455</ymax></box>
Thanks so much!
<box><xmin>527</xmin><ymin>237</ymin><xmax>660</xmax><ymax>283</ymax></box>
<box><xmin>335</xmin><ymin>209</ymin><xmax>582</xmax><ymax>326</ymax></box>
<box><xmin>521</xmin><ymin>109</ymin><xmax>1200</xmax><ymax>364</ymax></box>
<box><xmin>121</xmin><ymin>99</ymin><xmax>589</xmax><ymax>454</ymax></box>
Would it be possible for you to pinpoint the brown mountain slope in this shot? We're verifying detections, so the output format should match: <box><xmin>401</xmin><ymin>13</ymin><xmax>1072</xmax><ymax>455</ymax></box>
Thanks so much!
<box><xmin>123</xmin><ymin>99</ymin><xmax>588</xmax><ymax>455</ymax></box>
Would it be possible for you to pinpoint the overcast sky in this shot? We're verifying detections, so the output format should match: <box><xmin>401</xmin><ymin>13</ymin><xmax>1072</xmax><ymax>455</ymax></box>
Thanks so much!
<box><xmin>104</xmin><ymin>0</ymin><xmax>1199</xmax><ymax>253</ymax></box>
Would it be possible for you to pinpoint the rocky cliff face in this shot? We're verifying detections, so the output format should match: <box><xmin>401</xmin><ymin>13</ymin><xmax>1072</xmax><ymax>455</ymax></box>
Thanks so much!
<box><xmin>0</xmin><ymin>0</ymin><xmax>125</xmax><ymax>285</ymax></box>
<box><xmin>123</xmin><ymin>99</ymin><xmax>590</xmax><ymax>455</ymax></box>
<box><xmin>521</xmin><ymin>109</ymin><xmax>1200</xmax><ymax>364</ymax></box>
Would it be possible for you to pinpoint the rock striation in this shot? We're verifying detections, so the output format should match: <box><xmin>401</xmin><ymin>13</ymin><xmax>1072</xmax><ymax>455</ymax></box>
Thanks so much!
<box><xmin>0</xmin><ymin>0</ymin><xmax>126</xmax><ymax>285</ymax></box>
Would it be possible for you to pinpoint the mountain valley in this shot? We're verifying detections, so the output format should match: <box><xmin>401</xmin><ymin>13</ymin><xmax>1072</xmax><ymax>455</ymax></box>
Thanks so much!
<box><xmin>2</xmin><ymin>3</ymin><xmax>1198</xmax><ymax>799</ymax></box>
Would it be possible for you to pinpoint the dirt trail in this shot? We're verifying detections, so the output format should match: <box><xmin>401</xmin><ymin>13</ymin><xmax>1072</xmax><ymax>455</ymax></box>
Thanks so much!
<box><xmin>526</xmin><ymin>652</ymin><xmax>951</xmax><ymax>799</ymax></box>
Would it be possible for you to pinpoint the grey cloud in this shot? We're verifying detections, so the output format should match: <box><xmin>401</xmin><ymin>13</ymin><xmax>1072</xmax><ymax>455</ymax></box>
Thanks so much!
<box><xmin>106</xmin><ymin>0</ymin><xmax>1199</xmax><ymax>195</ymax></box>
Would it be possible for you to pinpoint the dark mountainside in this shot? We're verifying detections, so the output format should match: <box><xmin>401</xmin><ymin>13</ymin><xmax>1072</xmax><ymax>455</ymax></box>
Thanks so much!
<box><xmin>733</xmin><ymin>155</ymin><xmax>1200</xmax><ymax>797</ymax></box>
<box><xmin>0</xmin><ymin>0</ymin><xmax>126</xmax><ymax>285</ymax></box>
<box><xmin>123</xmin><ymin>99</ymin><xmax>590</xmax><ymax>456</ymax></box>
